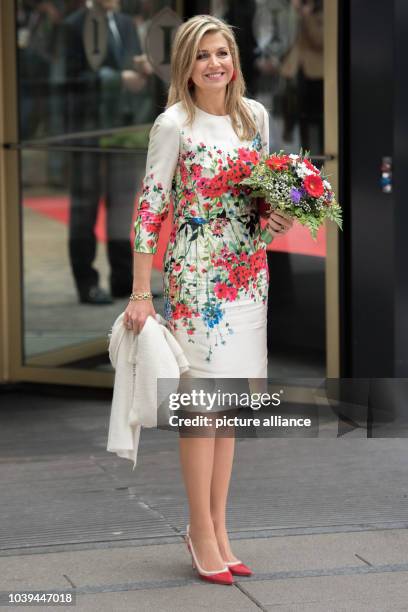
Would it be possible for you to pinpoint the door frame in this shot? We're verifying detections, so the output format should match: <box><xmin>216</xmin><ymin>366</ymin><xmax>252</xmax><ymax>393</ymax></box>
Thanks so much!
<box><xmin>324</xmin><ymin>0</ymin><xmax>340</xmax><ymax>378</ymax></box>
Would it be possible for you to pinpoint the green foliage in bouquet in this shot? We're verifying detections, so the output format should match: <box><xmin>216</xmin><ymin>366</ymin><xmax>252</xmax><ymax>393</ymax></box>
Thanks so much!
<box><xmin>241</xmin><ymin>149</ymin><xmax>342</xmax><ymax>240</ymax></box>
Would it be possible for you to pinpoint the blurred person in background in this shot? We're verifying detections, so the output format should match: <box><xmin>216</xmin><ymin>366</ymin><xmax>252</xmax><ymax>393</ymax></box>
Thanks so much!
<box><xmin>63</xmin><ymin>0</ymin><xmax>148</xmax><ymax>304</ymax></box>
<box><xmin>280</xmin><ymin>0</ymin><xmax>323</xmax><ymax>151</ymax></box>
<box><xmin>17</xmin><ymin>0</ymin><xmax>64</xmax><ymax>141</ymax></box>
<box><xmin>121</xmin><ymin>0</ymin><xmax>156</xmax><ymax>123</ymax></box>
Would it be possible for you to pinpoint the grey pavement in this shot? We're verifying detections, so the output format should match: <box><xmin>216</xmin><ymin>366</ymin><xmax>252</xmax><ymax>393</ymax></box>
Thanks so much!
<box><xmin>0</xmin><ymin>387</ymin><xmax>408</xmax><ymax>611</ymax></box>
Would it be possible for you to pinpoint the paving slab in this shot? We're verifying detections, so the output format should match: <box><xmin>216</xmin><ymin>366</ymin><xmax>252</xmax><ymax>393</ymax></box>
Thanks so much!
<box><xmin>246</xmin><ymin>571</ymin><xmax>408</xmax><ymax>610</ymax></box>
<box><xmin>1</xmin><ymin>528</ymin><xmax>408</xmax><ymax>595</ymax></box>
<box><xmin>0</xmin><ymin>543</ymin><xmax>188</xmax><ymax>590</ymax></box>
<box><xmin>233</xmin><ymin>528</ymin><xmax>408</xmax><ymax>571</ymax></box>
<box><xmin>76</xmin><ymin>586</ymin><xmax>261</xmax><ymax>612</ymax></box>
<box><xmin>1</xmin><ymin>585</ymin><xmax>259</xmax><ymax>612</ymax></box>
<box><xmin>263</xmin><ymin>602</ymin><xmax>408</xmax><ymax>612</ymax></box>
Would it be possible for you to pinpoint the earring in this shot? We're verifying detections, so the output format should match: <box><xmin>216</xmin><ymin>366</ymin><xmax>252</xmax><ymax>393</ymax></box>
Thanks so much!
<box><xmin>231</xmin><ymin>70</ymin><xmax>237</xmax><ymax>82</ymax></box>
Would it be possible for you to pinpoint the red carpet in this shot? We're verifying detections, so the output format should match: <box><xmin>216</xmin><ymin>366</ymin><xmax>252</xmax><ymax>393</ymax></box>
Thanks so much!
<box><xmin>24</xmin><ymin>195</ymin><xmax>326</xmax><ymax>269</ymax></box>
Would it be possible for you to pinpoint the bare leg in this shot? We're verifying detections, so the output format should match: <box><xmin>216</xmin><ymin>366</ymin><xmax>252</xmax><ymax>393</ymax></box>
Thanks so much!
<box><xmin>210</xmin><ymin>420</ymin><xmax>241</xmax><ymax>563</ymax></box>
<box><xmin>178</xmin><ymin>422</ymin><xmax>226</xmax><ymax>571</ymax></box>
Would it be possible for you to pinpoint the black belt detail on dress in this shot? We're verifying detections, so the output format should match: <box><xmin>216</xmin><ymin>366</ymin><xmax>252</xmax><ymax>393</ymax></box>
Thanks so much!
<box><xmin>176</xmin><ymin>208</ymin><xmax>256</xmax><ymax>240</ymax></box>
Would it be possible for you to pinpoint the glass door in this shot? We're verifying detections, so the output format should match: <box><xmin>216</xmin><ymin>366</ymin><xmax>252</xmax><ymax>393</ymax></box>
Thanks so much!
<box><xmin>1</xmin><ymin>0</ymin><xmax>182</xmax><ymax>385</ymax></box>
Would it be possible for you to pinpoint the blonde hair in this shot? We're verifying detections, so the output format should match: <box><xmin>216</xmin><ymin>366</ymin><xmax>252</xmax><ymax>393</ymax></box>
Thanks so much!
<box><xmin>166</xmin><ymin>15</ymin><xmax>257</xmax><ymax>141</ymax></box>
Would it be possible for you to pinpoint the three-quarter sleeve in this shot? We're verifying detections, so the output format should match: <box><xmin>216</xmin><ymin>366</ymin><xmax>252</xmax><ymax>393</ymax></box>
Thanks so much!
<box><xmin>133</xmin><ymin>113</ymin><xmax>180</xmax><ymax>254</ymax></box>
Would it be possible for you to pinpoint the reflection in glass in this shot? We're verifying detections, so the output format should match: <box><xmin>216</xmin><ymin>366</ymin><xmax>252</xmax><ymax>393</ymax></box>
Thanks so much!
<box><xmin>17</xmin><ymin>0</ymin><xmax>176</xmax><ymax>367</ymax></box>
<box><xmin>22</xmin><ymin>148</ymin><xmax>167</xmax><ymax>364</ymax></box>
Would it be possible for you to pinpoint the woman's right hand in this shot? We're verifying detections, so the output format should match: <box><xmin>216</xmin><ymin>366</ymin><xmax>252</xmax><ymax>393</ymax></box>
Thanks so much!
<box><xmin>266</xmin><ymin>210</ymin><xmax>294</xmax><ymax>236</ymax></box>
<box><xmin>123</xmin><ymin>299</ymin><xmax>156</xmax><ymax>334</ymax></box>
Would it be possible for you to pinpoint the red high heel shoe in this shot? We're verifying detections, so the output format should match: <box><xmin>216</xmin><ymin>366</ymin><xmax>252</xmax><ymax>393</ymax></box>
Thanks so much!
<box><xmin>225</xmin><ymin>560</ymin><xmax>253</xmax><ymax>576</ymax></box>
<box><xmin>184</xmin><ymin>525</ymin><xmax>234</xmax><ymax>585</ymax></box>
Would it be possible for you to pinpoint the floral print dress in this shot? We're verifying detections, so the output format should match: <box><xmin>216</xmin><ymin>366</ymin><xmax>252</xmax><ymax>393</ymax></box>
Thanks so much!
<box><xmin>134</xmin><ymin>97</ymin><xmax>270</xmax><ymax>373</ymax></box>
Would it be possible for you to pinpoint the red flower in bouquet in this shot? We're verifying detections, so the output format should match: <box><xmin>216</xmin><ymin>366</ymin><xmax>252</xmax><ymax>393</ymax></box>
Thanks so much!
<box><xmin>265</xmin><ymin>154</ymin><xmax>291</xmax><ymax>172</ymax></box>
<box><xmin>303</xmin><ymin>174</ymin><xmax>324</xmax><ymax>198</ymax></box>
<box><xmin>239</xmin><ymin>148</ymin><xmax>342</xmax><ymax>240</ymax></box>
<box><xmin>303</xmin><ymin>158</ymin><xmax>320</xmax><ymax>174</ymax></box>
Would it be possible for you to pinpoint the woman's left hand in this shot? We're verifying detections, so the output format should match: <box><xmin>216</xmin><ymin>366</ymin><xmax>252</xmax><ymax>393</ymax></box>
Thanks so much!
<box><xmin>265</xmin><ymin>211</ymin><xmax>294</xmax><ymax>237</ymax></box>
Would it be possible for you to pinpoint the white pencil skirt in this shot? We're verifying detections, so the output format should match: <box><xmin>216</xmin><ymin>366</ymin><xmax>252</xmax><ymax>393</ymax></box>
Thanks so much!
<box><xmin>171</xmin><ymin>298</ymin><xmax>268</xmax><ymax>414</ymax></box>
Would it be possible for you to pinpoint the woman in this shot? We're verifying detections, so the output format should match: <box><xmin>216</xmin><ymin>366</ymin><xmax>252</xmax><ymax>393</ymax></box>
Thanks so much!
<box><xmin>124</xmin><ymin>14</ymin><xmax>293</xmax><ymax>585</ymax></box>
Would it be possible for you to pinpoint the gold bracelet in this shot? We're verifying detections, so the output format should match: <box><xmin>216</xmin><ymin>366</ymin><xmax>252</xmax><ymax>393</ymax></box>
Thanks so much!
<box><xmin>129</xmin><ymin>291</ymin><xmax>153</xmax><ymax>301</ymax></box>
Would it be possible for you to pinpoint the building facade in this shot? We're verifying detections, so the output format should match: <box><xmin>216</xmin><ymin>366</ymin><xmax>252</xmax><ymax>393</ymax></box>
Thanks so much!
<box><xmin>4</xmin><ymin>1</ymin><xmax>403</xmax><ymax>390</ymax></box>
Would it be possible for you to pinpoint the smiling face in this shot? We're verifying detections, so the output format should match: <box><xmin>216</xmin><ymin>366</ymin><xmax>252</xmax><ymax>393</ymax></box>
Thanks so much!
<box><xmin>189</xmin><ymin>31</ymin><xmax>234</xmax><ymax>92</ymax></box>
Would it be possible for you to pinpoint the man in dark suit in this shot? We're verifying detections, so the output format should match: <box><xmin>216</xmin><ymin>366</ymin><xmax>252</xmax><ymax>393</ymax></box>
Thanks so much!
<box><xmin>63</xmin><ymin>0</ymin><xmax>147</xmax><ymax>303</ymax></box>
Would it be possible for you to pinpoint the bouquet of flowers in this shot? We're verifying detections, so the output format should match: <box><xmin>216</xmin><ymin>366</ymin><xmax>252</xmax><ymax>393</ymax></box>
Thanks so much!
<box><xmin>241</xmin><ymin>150</ymin><xmax>342</xmax><ymax>243</ymax></box>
